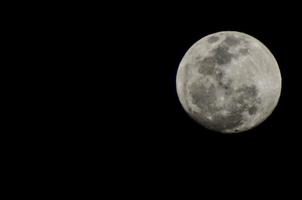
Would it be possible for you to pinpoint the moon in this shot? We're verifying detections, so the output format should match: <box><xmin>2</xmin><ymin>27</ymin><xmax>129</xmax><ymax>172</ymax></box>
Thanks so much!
<box><xmin>176</xmin><ymin>31</ymin><xmax>282</xmax><ymax>133</ymax></box>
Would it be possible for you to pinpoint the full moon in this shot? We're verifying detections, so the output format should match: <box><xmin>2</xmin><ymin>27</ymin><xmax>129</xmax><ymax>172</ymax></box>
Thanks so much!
<box><xmin>176</xmin><ymin>31</ymin><xmax>282</xmax><ymax>133</ymax></box>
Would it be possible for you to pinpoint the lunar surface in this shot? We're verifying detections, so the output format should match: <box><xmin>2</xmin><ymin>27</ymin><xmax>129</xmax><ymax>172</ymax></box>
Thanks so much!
<box><xmin>176</xmin><ymin>31</ymin><xmax>281</xmax><ymax>133</ymax></box>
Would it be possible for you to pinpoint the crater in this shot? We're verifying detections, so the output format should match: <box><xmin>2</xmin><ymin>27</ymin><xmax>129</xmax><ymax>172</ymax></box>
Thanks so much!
<box><xmin>224</xmin><ymin>35</ymin><xmax>241</xmax><ymax>46</ymax></box>
<box><xmin>239</xmin><ymin>48</ymin><xmax>249</xmax><ymax>55</ymax></box>
<box><xmin>208</xmin><ymin>109</ymin><xmax>244</xmax><ymax>131</ymax></box>
<box><xmin>207</xmin><ymin>36</ymin><xmax>219</xmax><ymax>43</ymax></box>
<box><xmin>221</xmin><ymin>79</ymin><xmax>233</xmax><ymax>96</ymax></box>
<box><xmin>206</xmin><ymin>84</ymin><xmax>259</xmax><ymax>131</ymax></box>
<box><xmin>248</xmin><ymin>105</ymin><xmax>258</xmax><ymax>115</ymax></box>
<box><xmin>238</xmin><ymin>85</ymin><xmax>258</xmax><ymax>98</ymax></box>
<box><xmin>189</xmin><ymin>83</ymin><xmax>261</xmax><ymax>132</ymax></box>
<box><xmin>213</xmin><ymin>45</ymin><xmax>233</xmax><ymax>65</ymax></box>
<box><xmin>197</xmin><ymin>57</ymin><xmax>216</xmax><ymax>75</ymax></box>
<box><xmin>232</xmin><ymin>84</ymin><xmax>260</xmax><ymax>116</ymax></box>
<box><xmin>190</xmin><ymin>81</ymin><xmax>217</xmax><ymax>113</ymax></box>
<box><xmin>214</xmin><ymin>69</ymin><xmax>224</xmax><ymax>81</ymax></box>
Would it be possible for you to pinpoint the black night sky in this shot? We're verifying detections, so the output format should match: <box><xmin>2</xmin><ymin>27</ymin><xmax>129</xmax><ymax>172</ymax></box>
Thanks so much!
<box><xmin>9</xmin><ymin>1</ymin><xmax>302</xmax><ymax>196</ymax></box>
